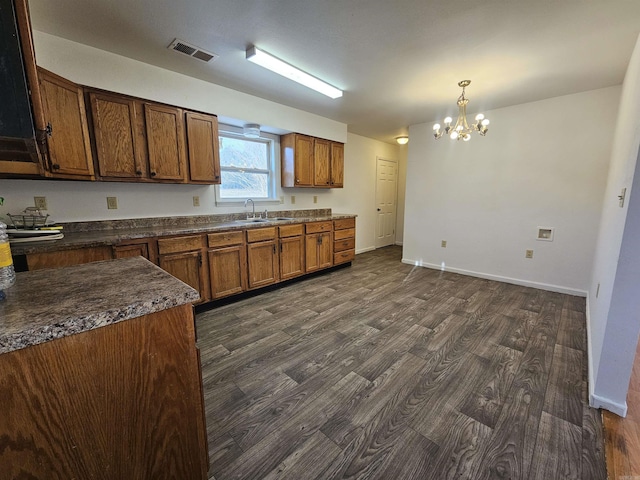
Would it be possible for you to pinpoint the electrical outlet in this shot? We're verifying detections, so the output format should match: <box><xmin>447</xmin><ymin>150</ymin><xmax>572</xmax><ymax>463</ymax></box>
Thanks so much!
<box><xmin>291</xmin><ymin>195</ymin><xmax>296</xmax><ymax>205</ymax></box>
<box><xmin>34</xmin><ymin>196</ymin><xmax>48</xmax><ymax>210</ymax></box>
<box><xmin>279</xmin><ymin>196</ymin><xmax>284</xmax><ymax>204</ymax></box>
<box><xmin>441</xmin><ymin>240</ymin><xmax>447</xmax><ymax>248</ymax></box>
<box><xmin>193</xmin><ymin>196</ymin><xmax>200</xmax><ymax>207</ymax></box>
<box><xmin>313</xmin><ymin>195</ymin><xmax>318</xmax><ymax>204</ymax></box>
<box><xmin>107</xmin><ymin>197</ymin><xmax>118</xmax><ymax>210</ymax></box>
<box><xmin>525</xmin><ymin>249</ymin><xmax>534</xmax><ymax>259</ymax></box>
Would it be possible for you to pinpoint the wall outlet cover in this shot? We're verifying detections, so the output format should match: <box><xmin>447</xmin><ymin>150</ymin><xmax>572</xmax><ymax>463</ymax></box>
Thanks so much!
<box><xmin>107</xmin><ymin>197</ymin><xmax>118</xmax><ymax>210</ymax></box>
<box><xmin>34</xmin><ymin>196</ymin><xmax>48</xmax><ymax>210</ymax></box>
<box><xmin>441</xmin><ymin>240</ymin><xmax>447</xmax><ymax>248</ymax></box>
<box><xmin>525</xmin><ymin>249</ymin><xmax>534</xmax><ymax>259</ymax></box>
<box><xmin>193</xmin><ymin>196</ymin><xmax>200</xmax><ymax>207</ymax></box>
<box><xmin>291</xmin><ymin>195</ymin><xmax>296</xmax><ymax>204</ymax></box>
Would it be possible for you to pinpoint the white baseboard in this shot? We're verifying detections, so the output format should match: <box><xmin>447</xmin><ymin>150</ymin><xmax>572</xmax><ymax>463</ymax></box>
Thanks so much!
<box><xmin>395</xmin><ymin>241</ymin><xmax>403</xmax><ymax>246</ymax></box>
<box><xmin>590</xmin><ymin>392</ymin><xmax>628</xmax><ymax>417</ymax></box>
<box><xmin>401</xmin><ymin>259</ymin><xmax>588</xmax><ymax>297</ymax></box>
<box><xmin>356</xmin><ymin>246</ymin><xmax>376</xmax><ymax>255</ymax></box>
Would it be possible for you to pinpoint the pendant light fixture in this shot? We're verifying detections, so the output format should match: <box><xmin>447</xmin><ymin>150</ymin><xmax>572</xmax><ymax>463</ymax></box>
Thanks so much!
<box><xmin>433</xmin><ymin>80</ymin><xmax>490</xmax><ymax>141</ymax></box>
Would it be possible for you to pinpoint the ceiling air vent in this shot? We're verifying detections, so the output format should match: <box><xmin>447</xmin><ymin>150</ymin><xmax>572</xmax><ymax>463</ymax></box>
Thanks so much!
<box><xmin>168</xmin><ymin>38</ymin><xmax>218</xmax><ymax>63</ymax></box>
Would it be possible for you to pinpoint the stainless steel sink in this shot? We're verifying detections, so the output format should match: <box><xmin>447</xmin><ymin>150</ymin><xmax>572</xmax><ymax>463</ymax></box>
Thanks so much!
<box><xmin>235</xmin><ymin>218</ymin><xmax>269</xmax><ymax>223</ymax></box>
<box><xmin>272</xmin><ymin>217</ymin><xmax>294</xmax><ymax>221</ymax></box>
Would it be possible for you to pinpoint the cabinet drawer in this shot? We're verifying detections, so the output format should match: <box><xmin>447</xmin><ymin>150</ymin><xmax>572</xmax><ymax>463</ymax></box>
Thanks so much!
<box><xmin>305</xmin><ymin>221</ymin><xmax>332</xmax><ymax>234</ymax></box>
<box><xmin>279</xmin><ymin>224</ymin><xmax>303</xmax><ymax>238</ymax></box>
<box><xmin>208</xmin><ymin>231</ymin><xmax>244</xmax><ymax>248</ymax></box>
<box><xmin>334</xmin><ymin>228</ymin><xmax>355</xmax><ymax>241</ymax></box>
<box><xmin>334</xmin><ymin>249</ymin><xmax>355</xmax><ymax>264</ymax></box>
<box><xmin>334</xmin><ymin>218</ymin><xmax>355</xmax><ymax>230</ymax></box>
<box><xmin>246</xmin><ymin>227</ymin><xmax>276</xmax><ymax>243</ymax></box>
<box><xmin>334</xmin><ymin>237</ymin><xmax>355</xmax><ymax>252</ymax></box>
<box><xmin>157</xmin><ymin>235</ymin><xmax>204</xmax><ymax>254</ymax></box>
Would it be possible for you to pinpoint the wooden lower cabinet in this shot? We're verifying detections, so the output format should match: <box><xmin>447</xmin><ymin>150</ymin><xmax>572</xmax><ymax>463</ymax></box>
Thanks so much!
<box><xmin>157</xmin><ymin>235</ymin><xmax>208</xmax><ymax>304</ymax></box>
<box><xmin>208</xmin><ymin>245</ymin><xmax>247</xmax><ymax>299</ymax></box>
<box><xmin>279</xmin><ymin>224</ymin><xmax>304</xmax><ymax>281</ymax></box>
<box><xmin>333</xmin><ymin>217</ymin><xmax>356</xmax><ymax>265</ymax></box>
<box><xmin>0</xmin><ymin>303</ymin><xmax>208</xmax><ymax>479</ymax></box>
<box><xmin>113</xmin><ymin>238</ymin><xmax>158</xmax><ymax>264</ymax></box>
<box><xmin>305</xmin><ymin>232</ymin><xmax>332</xmax><ymax>273</ymax></box>
<box><xmin>26</xmin><ymin>246</ymin><xmax>113</xmax><ymax>270</ymax></box>
<box><xmin>247</xmin><ymin>240</ymin><xmax>279</xmax><ymax>289</ymax></box>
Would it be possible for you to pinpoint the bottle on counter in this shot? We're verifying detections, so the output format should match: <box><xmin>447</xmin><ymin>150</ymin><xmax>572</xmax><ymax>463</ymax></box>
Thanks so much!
<box><xmin>0</xmin><ymin>221</ymin><xmax>16</xmax><ymax>301</ymax></box>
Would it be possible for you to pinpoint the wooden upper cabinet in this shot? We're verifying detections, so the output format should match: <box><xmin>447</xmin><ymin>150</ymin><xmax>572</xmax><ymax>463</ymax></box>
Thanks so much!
<box><xmin>185</xmin><ymin>111</ymin><xmax>221</xmax><ymax>184</ymax></box>
<box><xmin>330</xmin><ymin>142</ymin><xmax>344</xmax><ymax>188</ymax></box>
<box><xmin>281</xmin><ymin>133</ymin><xmax>344</xmax><ymax>188</ymax></box>
<box><xmin>313</xmin><ymin>138</ymin><xmax>330</xmax><ymax>187</ymax></box>
<box><xmin>281</xmin><ymin>133</ymin><xmax>313</xmax><ymax>187</ymax></box>
<box><xmin>89</xmin><ymin>91</ymin><xmax>143</xmax><ymax>179</ymax></box>
<box><xmin>144</xmin><ymin>103</ymin><xmax>187</xmax><ymax>182</ymax></box>
<box><xmin>38</xmin><ymin>68</ymin><xmax>94</xmax><ymax>179</ymax></box>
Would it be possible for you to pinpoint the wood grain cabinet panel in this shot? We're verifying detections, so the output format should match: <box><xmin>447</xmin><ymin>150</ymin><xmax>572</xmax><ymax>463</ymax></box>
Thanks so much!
<box><xmin>113</xmin><ymin>239</ymin><xmax>157</xmax><ymax>264</ymax></box>
<box><xmin>333</xmin><ymin>217</ymin><xmax>355</xmax><ymax>265</ymax></box>
<box><xmin>89</xmin><ymin>91</ymin><xmax>143</xmax><ymax>179</ymax></box>
<box><xmin>145</xmin><ymin>103</ymin><xmax>187</xmax><ymax>182</ymax></box>
<box><xmin>281</xmin><ymin>133</ymin><xmax>344</xmax><ymax>188</ymax></box>
<box><xmin>26</xmin><ymin>246</ymin><xmax>113</xmax><ymax>271</ymax></box>
<box><xmin>208</xmin><ymin>245</ymin><xmax>247</xmax><ymax>299</ymax></box>
<box><xmin>38</xmin><ymin>68</ymin><xmax>94</xmax><ymax>179</ymax></box>
<box><xmin>185</xmin><ymin>111</ymin><xmax>221</xmax><ymax>184</ymax></box>
<box><xmin>279</xmin><ymin>235</ymin><xmax>304</xmax><ymax>280</ymax></box>
<box><xmin>247</xmin><ymin>240</ymin><xmax>279</xmax><ymax>289</ymax></box>
<box><xmin>305</xmin><ymin>232</ymin><xmax>332</xmax><ymax>273</ymax></box>
<box><xmin>158</xmin><ymin>250</ymin><xmax>208</xmax><ymax>304</ymax></box>
<box><xmin>281</xmin><ymin>133</ymin><xmax>313</xmax><ymax>187</ymax></box>
<box><xmin>313</xmin><ymin>138</ymin><xmax>330</xmax><ymax>186</ymax></box>
<box><xmin>0</xmin><ymin>304</ymin><xmax>208</xmax><ymax>479</ymax></box>
<box><xmin>330</xmin><ymin>142</ymin><xmax>344</xmax><ymax>187</ymax></box>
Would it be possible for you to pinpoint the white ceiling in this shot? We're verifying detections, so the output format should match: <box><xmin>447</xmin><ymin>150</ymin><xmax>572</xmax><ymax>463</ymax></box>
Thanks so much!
<box><xmin>28</xmin><ymin>0</ymin><xmax>640</xmax><ymax>144</ymax></box>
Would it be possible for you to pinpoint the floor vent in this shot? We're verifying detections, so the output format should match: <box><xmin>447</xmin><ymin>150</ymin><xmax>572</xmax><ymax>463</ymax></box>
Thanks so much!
<box><xmin>168</xmin><ymin>38</ymin><xmax>218</xmax><ymax>63</ymax></box>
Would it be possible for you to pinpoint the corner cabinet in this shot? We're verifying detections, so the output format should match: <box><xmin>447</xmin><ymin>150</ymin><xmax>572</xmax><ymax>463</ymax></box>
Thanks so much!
<box><xmin>281</xmin><ymin>133</ymin><xmax>344</xmax><ymax>188</ymax></box>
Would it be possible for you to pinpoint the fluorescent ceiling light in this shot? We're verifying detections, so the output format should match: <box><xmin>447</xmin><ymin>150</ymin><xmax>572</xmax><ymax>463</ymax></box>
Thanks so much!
<box><xmin>246</xmin><ymin>46</ymin><xmax>343</xmax><ymax>99</ymax></box>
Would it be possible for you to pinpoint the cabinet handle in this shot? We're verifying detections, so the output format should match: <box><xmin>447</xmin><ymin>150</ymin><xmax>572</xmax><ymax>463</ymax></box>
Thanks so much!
<box><xmin>150</xmin><ymin>171</ymin><xmax>157</xmax><ymax>177</ymax></box>
<box><xmin>296</xmin><ymin>178</ymin><xmax>300</xmax><ymax>183</ymax></box>
<box><xmin>215</xmin><ymin>175</ymin><xmax>220</xmax><ymax>180</ymax></box>
<box><xmin>52</xmin><ymin>164</ymin><xmax>60</xmax><ymax>170</ymax></box>
<box><xmin>318</xmin><ymin>236</ymin><xmax>322</xmax><ymax>245</ymax></box>
<box><xmin>273</xmin><ymin>245</ymin><xmax>276</xmax><ymax>254</ymax></box>
<box><xmin>136</xmin><ymin>170</ymin><xmax>142</xmax><ymax>175</ymax></box>
<box><xmin>198</xmin><ymin>253</ymin><xmax>202</xmax><ymax>266</ymax></box>
<box><xmin>280</xmin><ymin>243</ymin><xmax>283</xmax><ymax>252</ymax></box>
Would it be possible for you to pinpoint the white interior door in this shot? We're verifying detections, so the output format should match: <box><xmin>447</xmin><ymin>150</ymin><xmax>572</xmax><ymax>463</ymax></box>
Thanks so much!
<box><xmin>375</xmin><ymin>158</ymin><xmax>398</xmax><ymax>248</ymax></box>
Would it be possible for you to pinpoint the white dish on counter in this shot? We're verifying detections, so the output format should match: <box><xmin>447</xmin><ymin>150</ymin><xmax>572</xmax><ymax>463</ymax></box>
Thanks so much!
<box><xmin>9</xmin><ymin>233</ymin><xmax>64</xmax><ymax>243</ymax></box>
<box><xmin>6</xmin><ymin>228</ymin><xmax>63</xmax><ymax>237</ymax></box>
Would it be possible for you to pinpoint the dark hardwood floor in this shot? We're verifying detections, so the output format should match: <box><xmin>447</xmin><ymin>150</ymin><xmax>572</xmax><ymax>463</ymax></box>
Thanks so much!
<box><xmin>196</xmin><ymin>246</ymin><xmax>606</xmax><ymax>480</ymax></box>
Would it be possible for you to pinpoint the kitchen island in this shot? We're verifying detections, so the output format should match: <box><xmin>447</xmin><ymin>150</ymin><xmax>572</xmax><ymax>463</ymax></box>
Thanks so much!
<box><xmin>0</xmin><ymin>257</ymin><xmax>208</xmax><ymax>479</ymax></box>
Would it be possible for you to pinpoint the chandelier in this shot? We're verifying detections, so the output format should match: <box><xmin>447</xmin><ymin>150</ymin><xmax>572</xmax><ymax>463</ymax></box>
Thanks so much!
<box><xmin>433</xmin><ymin>80</ymin><xmax>490</xmax><ymax>141</ymax></box>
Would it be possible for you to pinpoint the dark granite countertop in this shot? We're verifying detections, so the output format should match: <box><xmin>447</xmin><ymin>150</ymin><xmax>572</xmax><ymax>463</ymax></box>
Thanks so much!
<box><xmin>9</xmin><ymin>210</ymin><xmax>357</xmax><ymax>255</ymax></box>
<box><xmin>0</xmin><ymin>256</ymin><xmax>200</xmax><ymax>354</ymax></box>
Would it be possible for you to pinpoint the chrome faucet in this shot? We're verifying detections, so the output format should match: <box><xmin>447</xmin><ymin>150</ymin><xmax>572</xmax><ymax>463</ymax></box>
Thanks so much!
<box><xmin>244</xmin><ymin>198</ymin><xmax>255</xmax><ymax>219</ymax></box>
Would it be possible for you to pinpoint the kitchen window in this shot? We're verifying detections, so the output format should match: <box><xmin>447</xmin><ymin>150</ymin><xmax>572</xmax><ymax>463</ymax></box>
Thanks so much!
<box><xmin>215</xmin><ymin>125</ymin><xmax>279</xmax><ymax>204</ymax></box>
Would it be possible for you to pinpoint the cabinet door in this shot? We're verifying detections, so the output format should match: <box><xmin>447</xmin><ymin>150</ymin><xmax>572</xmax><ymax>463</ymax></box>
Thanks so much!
<box><xmin>90</xmin><ymin>92</ymin><xmax>143</xmax><ymax>179</ymax></box>
<box><xmin>280</xmin><ymin>236</ymin><xmax>304</xmax><ymax>280</ymax></box>
<box><xmin>145</xmin><ymin>103</ymin><xmax>187</xmax><ymax>181</ymax></box>
<box><xmin>208</xmin><ymin>245</ymin><xmax>246</xmax><ymax>299</ymax></box>
<box><xmin>38</xmin><ymin>69</ymin><xmax>94</xmax><ymax>178</ymax></box>
<box><xmin>185</xmin><ymin>111</ymin><xmax>221</xmax><ymax>184</ymax></box>
<box><xmin>294</xmin><ymin>134</ymin><xmax>313</xmax><ymax>186</ymax></box>
<box><xmin>313</xmin><ymin>138</ymin><xmax>330</xmax><ymax>187</ymax></box>
<box><xmin>330</xmin><ymin>142</ymin><xmax>344</xmax><ymax>188</ymax></box>
<box><xmin>113</xmin><ymin>243</ymin><xmax>149</xmax><ymax>260</ymax></box>
<box><xmin>158</xmin><ymin>251</ymin><xmax>207</xmax><ymax>303</ymax></box>
<box><xmin>247</xmin><ymin>240</ymin><xmax>279</xmax><ymax>289</ymax></box>
<box><xmin>305</xmin><ymin>234</ymin><xmax>320</xmax><ymax>273</ymax></box>
<box><xmin>318</xmin><ymin>232</ymin><xmax>333</xmax><ymax>269</ymax></box>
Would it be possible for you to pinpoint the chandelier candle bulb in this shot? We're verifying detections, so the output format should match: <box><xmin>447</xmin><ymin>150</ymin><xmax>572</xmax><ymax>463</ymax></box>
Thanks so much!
<box><xmin>433</xmin><ymin>80</ymin><xmax>490</xmax><ymax>141</ymax></box>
